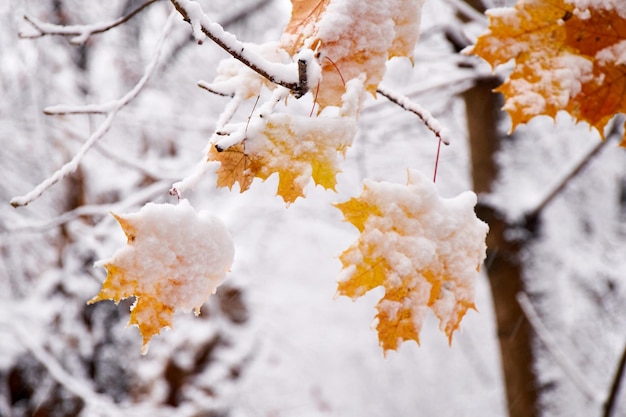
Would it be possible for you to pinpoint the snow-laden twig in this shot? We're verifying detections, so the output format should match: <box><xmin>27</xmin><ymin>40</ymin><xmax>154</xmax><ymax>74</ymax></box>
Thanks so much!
<box><xmin>19</xmin><ymin>0</ymin><xmax>160</xmax><ymax>44</ymax></box>
<box><xmin>524</xmin><ymin>116</ymin><xmax>621</xmax><ymax>220</ymax></box>
<box><xmin>169</xmin><ymin>87</ymin><xmax>289</xmax><ymax>196</ymax></box>
<box><xmin>3</xmin><ymin>180</ymin><xmax>172</xmax><ymax>236</ymax></box>
<box><xmin>170</xmin><ymin>0</ymin><xmax>309</xmax><ymax>97</ymax></box>
<box><xmin>198</xmin><ymin>80</ymin><xmax>234</xmax><ymax>97</ymax></box>
<box><xmin>376</xmin><ymin>85</ymin><xmax>451</xmax><ymax>145</ymax></box>
<box><xmin>10</xmin><ymin>11</ymin><xmax>175</xmax><ymax>208</ymax></box>
<box><xmin>517</xmin><ymin>292</ymin><xmax>604</xmax><ymax>404</ymax></box>
<box><xmin>60</xmin><ymin>124</ymin><xmax>182</xmax><ymax>181</ymax></box>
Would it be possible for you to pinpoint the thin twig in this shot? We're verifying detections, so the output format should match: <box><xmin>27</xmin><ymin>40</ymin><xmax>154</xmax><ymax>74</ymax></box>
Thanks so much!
<box><xmin>603</xmin><ymin>342</ymin><xmax>626</xmax><ymax>417</ymax></box>
<box><xmin>170</xmin><ymin>0</ymin><xmax>308</xmax><ymax>97</ymax></box>
<box><xmin>3</xmin><ymin>180</ymin><xmax>171</xmax><ymax>236</ymax></box>
<box><xmin>197</xmin><ymin>80</ymin><xmax>234</xmax><ymax>97</ymax></box>
<box><xmin>20</xmin><ymin>0</ymin><xmax>160</xmax><ymax>44</ymax></box>
<box><xmin>524</xmin><ymin>117</ymin><xmax>622</xmax><ymax>220</ymax></box>
<box><xmin>517</xmin><ymin>292</ymin><xmax>604</xmax><ymax>404</ymax></box>
<box><xmin>376</xmin><ymin>85</ymin><xmax>451</xmax><ymax>145</ymax></box>
<box><xmin>10</xmin><ymin>11</ymin><xmax>176</xmax><ymax>208</ymax></box>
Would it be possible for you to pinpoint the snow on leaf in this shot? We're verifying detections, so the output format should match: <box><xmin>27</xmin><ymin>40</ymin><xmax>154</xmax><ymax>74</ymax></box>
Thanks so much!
<box><xmin>88</xmin><ymin>200</ymin><xmax>234</xmax><ymax>354</ymax></box>
<box><xmin>209</xmin><ymin>106</ymin><xmax>357</xmax><ymax>204</ymax></box>
<box><xmin>335</xmin><ymin>170</ymin><xmax>488</xmax><ymax>352</ymax></box>
<box><xmin>469</xmin><ymin>0</ymin><xmax>626</xmax><ymax>144</ymax></box>
<box><xmin>282</xmin><ymin>0</ymin><xmax>425</xmax><ymax>109</ymax></box>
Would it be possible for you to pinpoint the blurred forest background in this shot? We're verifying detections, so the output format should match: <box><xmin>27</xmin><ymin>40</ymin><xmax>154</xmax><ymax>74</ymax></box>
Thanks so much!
<box><xmin>1</xmin><ymin>1</ymin><xmax>625</xmax><ymax>416</ymax></box>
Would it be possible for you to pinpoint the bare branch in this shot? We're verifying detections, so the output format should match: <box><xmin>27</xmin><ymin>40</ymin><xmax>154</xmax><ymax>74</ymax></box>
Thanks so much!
<box><xmin>10</xmin><ymin>11</ymin><xmax>176</xmax><ymax>208</ymax></box>
<box><xmin>517</xmin><ymin>292</ymin><xmax>604</xmax><ymax>404</ymax></box>
<box><xmin>20</xmin><ymin>0</ymin><xmax>160</xmax><ymax>44</ymax></box>
<box><xmin>376</xmin><ymin>85</ymin><xmax>451</xmax><ymax>145</ymax></box>
<box><xmin>169</xmin><ymin>0</ymin><xmax>309</xmax><ymax>97</ymax></box>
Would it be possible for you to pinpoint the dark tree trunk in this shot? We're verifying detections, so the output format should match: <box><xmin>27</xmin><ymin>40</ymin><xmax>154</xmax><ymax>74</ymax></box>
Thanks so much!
<box><xmin>463</xmin><ymin>76</ymin><xmax>540</xmax><ymax>417</ymax></box>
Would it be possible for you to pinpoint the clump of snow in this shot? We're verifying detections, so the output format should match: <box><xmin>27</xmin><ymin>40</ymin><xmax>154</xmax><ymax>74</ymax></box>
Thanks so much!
<box><xmin>503</xmin><ymin>52</ymin><xmax>593</xmax><ymax>117</ymax></box>
<box><xmin>96</xmin><ymin>199</ymin><xmax>234</xmax><ymax>313</ymax></box>
<box><xmin>567</xmin><ymin>0</ymin><xmax>626</xmax><ymax>19</ymax></box>
<box><xmin>596</xmin><ymin>39</ymin><xmax>626</xmax><ymax>67</ymax></box>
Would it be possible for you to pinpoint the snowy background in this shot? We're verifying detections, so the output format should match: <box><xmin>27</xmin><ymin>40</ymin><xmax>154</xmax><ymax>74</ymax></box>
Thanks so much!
<box><xmin>1</xmin><ymin>1</ymin><xmax>625</xmax><ymax>416</ymax></box>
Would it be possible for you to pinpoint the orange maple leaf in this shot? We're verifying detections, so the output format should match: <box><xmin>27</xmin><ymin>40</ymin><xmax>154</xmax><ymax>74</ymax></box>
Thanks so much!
<box><xmin>89</xmin><ymin>200</ymin><xmax>234</xmax><ymax>354</ymax></box>
<box><xmin>209</xmin><ymin>109</ymin><xmax>356</xmax><ymax>204</ymax></box>
<box><xmin>469</xmin><ymin>0</ymin><xmax>626</xmax><ymax>144</ymax></box>
<box><xmin>281</xmin><ymin>0</ymin><xmax>424</xmax><ymax>109</ymax></box>
<box><xmin>335</xmin><ymin>170</ymin><xmax>488</xmax><ymax>352</ymax></box>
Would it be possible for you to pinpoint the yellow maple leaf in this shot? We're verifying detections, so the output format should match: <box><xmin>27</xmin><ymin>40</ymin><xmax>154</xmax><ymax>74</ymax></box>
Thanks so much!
<box><xmin>336</xmin><ymin>170</ymin><xmax>488</xmax><ymax>352</ymax></box>
<box><xmin>88</xmin><ymin>200</ymin><xmax>234</xmax><ymax>354</ymax></box>
<box><xmin>281</xmin><ymin>0</ymin><xmax>424</xmax><ymax>109</ymax></box>
<box><xmin>469</xmin><ymin>0</ymin><xmax>626</xmax><ymax>144</ymax></box>
<box><xmin>209</xmin><ymin>109</ymin><xmax>357</xmax><ymax>204</ymax></box>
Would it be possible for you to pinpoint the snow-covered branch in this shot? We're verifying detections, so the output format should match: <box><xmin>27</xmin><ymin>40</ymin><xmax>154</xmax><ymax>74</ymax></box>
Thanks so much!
<box><xmin>517</xmin><ymin>292</ymin><xmax>604</xmax><ymax>404</ymax></box>
<box><xmin>19</xmin><ymin>0</ymin><xmax>160</xmax><ymax>44</ymax></box>
<box><xmin>524</xmin><ymin>116</ymin><xmax>622</xmax><ymax>221</ymax></box>
<box><xmin>376</xmin><ymin>85</ymin><xmax>451</xmax><ymax>145</ymax></box>
<box><xmin>3</xmin><ymin>180</ymin><xmax>172</xmax><ymax>236</ymax></box>
<box><xmin>10</xmin><ymin>12</ymin><xmax>175</xmax><ymax>208</ymax></box>
<box><xmin>170</xmin><ymin>0</ymin><xmax>310</xmax><ymax>97</ymax></box>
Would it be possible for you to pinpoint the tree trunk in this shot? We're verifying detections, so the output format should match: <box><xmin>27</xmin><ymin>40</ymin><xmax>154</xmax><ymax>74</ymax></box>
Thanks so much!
<box><xmin>463</xmin><ymin>77</ymin><xmax>540</xmax><ymax>417</ymax></box>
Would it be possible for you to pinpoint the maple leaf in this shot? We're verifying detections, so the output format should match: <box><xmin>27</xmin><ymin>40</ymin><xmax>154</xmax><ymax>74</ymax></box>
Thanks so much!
<box><xmin>88</xmin><ymin>200</ymin><xmax>234</xmax><ymax>354</ymax></box>
<box><xmin>209</xmin><ymin>95</ymin><xmax>358</xmax><ymax>204</ymax></box>
<box><xmin>335</xmin><ymin>170</ymin><xmax>488</xmax><ymax>352</ymax></box>
<box><xmin>469</xmin><ymin>0</ymin><xmax>626</xmax><ymax>144</ymax></box>
<box><xmin>281</xmin><ymin>0</ymin><xmax>424</xmax><ymax>109</ymax></box>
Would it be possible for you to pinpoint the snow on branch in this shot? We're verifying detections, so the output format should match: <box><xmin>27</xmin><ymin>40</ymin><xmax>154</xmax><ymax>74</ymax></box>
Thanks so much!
<box><xmin>10</xmin><ymin>12</ymin><xmax>175</xmax><ymax>208</ymax></box>
<box><xmin>170</xmin><ymin>0</ymin><xmax>310</xmax><ymax>97</ymax></box>
<box><xmin>376</xmin><ymin>85</ymin><xmax>451</xmax><ymax>145</ymax></box>
<box><xmin>524</xmin><ymin>116</ymin><xmax>622</xmax><ymax>221</ymax></box>
<box><xmin>517</xmin><ymin>292</ymin><xmax>604</xmax><ymax>404</ymax></box>
<box><xmin>19</xmin><ymin>0</ymin><xmax>160</xmax><ymax>44</ymax></box>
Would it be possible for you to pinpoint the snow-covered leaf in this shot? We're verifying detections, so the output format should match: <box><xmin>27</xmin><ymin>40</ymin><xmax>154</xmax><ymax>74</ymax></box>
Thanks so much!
<box><xmin>88</xmin><ymin>200</ymin><xmax>234</xmax><ymax>353</ymax></box>
<box><xmin>469</xmin><ymin>0</ymin><xmax>626</xmax><ymax>144</ymax></box>
<box><xmin>335</xmin><ymin>170</ymin><xmax>488</xmax><ymax>352</ymax></box>
<box><xmin>209</xmin><ymin>79</ymin><xmax>360</xmax><ymax>203</ymax></box>
<box><xmin>281</xmin><ymin>0</ymin><xmax>424</xmax><ymax>109</ymax></box>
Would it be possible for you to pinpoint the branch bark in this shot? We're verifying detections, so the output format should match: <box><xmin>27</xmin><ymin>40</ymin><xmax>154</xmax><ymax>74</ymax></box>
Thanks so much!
<box><xmin>170</xmin><ymin>0</ymin><xmax>309</xmax><ymax>97</ymax></box>
<box><xmin>20</xmin><ymin>0</ymin><xmax>160</xmax><ymax>44</ymax></box>
<box><xmin>464</xmin><ymin>75</ymin><xmax>540</xmax><ymax>417</ymax></box>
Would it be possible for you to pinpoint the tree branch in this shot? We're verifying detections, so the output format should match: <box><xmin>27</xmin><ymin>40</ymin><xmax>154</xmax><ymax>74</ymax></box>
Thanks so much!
<box><xmin>376</xmin><ymin>85</ymin><xmax>451</xmax><ymax>145</ymax></box>
<box><xmin>169</xmin><ymin>0</ymin><xmax>309</xmax><ymax>97</ymax></box>
<box><xmin>524</xmin><ymin>117</ymin><xmax>622</xmax><ymax>221</ymax></box>
<box><xmin>20</xmin><ymin>0</ymin><xmax>161</xmax><ymax>44</ymax></box>
<box><xmin>517</xmin><ymin>292</ymin><xmax>604</xmax><ymax>404</ymax></box>
<box><xmin>10</xmin><ymin>11</ymin><xmax>175</xmax><ymax>208</ymax></box>
<box><xmin>603</xmin><ymin>342</ymin><xmax>626</xmax><ymax>417</ymax></box>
